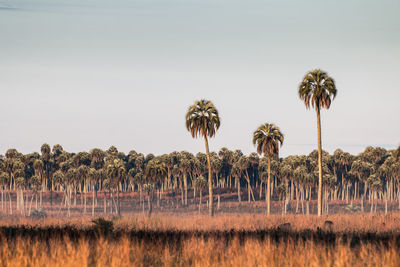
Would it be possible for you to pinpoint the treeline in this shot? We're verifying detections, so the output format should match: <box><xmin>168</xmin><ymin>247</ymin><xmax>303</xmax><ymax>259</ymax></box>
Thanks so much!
<box><xmin>0</xmin><ymin>144</ymin><xmax>399</xmax><ymax>217</ymax></box>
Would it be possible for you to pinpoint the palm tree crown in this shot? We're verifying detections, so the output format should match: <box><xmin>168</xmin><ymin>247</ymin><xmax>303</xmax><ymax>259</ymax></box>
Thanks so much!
<box><xmin>185</xmin><ymin>99</ymin><xmax>220</xmax><ymax>138</ymax></box>
<box><xmin>252</xmin><ymin>123</ymin><xmax>284</xmax><ymax>157</ymax></box>
<box><xmin>394</xmin><ymin>145</ymin><xmax>400</xmax><ymax>163</ymax></box>
<box><xmin>298</xmin><ymin>69</ymin><xmax>337</xmax><ymax>110</ymax></box>
<box><xmin>144</xmin><ymin>158</ymin><xmax>167</xmax><ymax>184</ymax></box>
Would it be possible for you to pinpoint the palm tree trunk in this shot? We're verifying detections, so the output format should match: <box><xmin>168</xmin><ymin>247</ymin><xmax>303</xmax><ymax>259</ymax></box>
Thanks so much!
<box><xmin>92</xmin><ymin>185</ymin><xmax>95</xmax><ymax>217</ymax></box>
<box><xmin>385</xmin><ymin>190</ymin><xmax>388</xmax><ymax>214</ymax></box>
<box><xmin>117</xmin><ymin>184</ymin><xmax>120</xmax><ymax>216</ymax></box>
<box><xmin>40</xmin><ymin>190</ymin><xmax>42</xmax><ymax>210</ymax></box>
<box><xmin>295</xmin><ymin>186</ymin><xmax>299</xmax><ymax>213</ymax></box>
<box><xmin>237</xmin><ymin>177</ymin><xmax>241</xmax><ymax>202</ymax></box>
<box><xmin>183</xmin><ymin>172</ymin><xmax>188</xmax><ymax>206</ymax></box>
<box><xmin>267</xmin><ymin>156</ymin><xmax>271</xmax><ymax>215</ymax></box>
<box><xmin>316</xmin><ymin>107</ymin><xmax>323</xmax><ymax>216</ymax></box>
<box><xmin>204</xmin><ymin>135</ymin><xmax>214</xmax><ymax>216</ymax></box>
<box><xmin>199</xmin><ymin>190</ymin><xmax>202</xmax><ymax>213</ymax></box>
<box><xmin>180</xmin><ymin>178</ymin><xmax>184</xmax><ymax>205</ymax></box>
<box><xmin>8</xmin><ymin>192</ymin><xmax>12</xmax><ymax>214</ymax></box>
<box><xmin>104</xmin><ymin>190</ymin><xmax>107</xmax><ymax>213</ymax></box>
<box><xmin>245</xmin><ymin>170</ymin><xmax>255</xmax><ymax>202</ymax></box>
<box><xmin>148</xmin><ymin>190</ymin><xmax>153</xmax><ymax>217</ymax></box>
<box><xmin>67</xmin><ymin>188</ymin><xmax>71</xmax><ymax>218</ymax></box>
<box><xmin>285</xmin><ymin>180</ymin><xmax>289</xmax><ymax>213</ymax></box>
<box><xmin>291</xmin><ymin>181</ymin><xmax>295</xmax><ymax>201</ymax></box>
<box><xmin>362</xmin><ymin>185</ymin><xmax>367</xmax><ymax>212</ymax></box>
<box><xmin>29</xmin><ymin>193</ymin><xmax>34</xmax><ymax>216</ymax></box>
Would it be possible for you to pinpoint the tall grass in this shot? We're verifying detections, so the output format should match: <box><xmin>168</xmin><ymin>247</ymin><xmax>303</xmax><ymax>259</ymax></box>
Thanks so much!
<box><xmin>1</xmin><ymin>214</ymin><xmax>400</xmax><ymax>266</ymax></box>
<box><xmin>1</xmin><ymin>235</ymin><xmax>399</xmax><ymax>267</ymax></box>
<box><xmin>2</xmin><ymin>213</ymin><xmax>400</xmax><ymax>232</ymax></box>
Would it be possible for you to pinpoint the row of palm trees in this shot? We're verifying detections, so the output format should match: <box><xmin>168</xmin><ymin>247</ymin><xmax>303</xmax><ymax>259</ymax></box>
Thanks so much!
<box><xmin>0</xmin><ymin>143</ymin><xmax>399</xmax><ymax>217</ymax></box>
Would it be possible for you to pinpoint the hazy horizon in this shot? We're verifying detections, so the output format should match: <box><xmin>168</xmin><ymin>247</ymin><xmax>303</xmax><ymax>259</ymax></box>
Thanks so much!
<box><xmin>1</xmin><ymin>0</ymin><xmax>399</xmax><ymax>157</ymax></box>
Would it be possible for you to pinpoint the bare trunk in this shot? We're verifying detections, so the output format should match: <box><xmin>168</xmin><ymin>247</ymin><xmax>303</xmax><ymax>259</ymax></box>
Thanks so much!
<box><xmin>92</xmin><ymin>185</ymin><xmax>95</xmax><ymax>217</ymax></box>
<box><xmin>198</xmin><ymin>190</ymin><xmax>202</xmax><ymax>213</ymax></box>
<box><xmin>183</xmin><ymin>173</ymin><xmax>188</xmax><ymax>206</ymax></box>
<box><xmin>104</xmin><ymin>190</ymin><xmax>107</xmax><ymax>213</ymax></box>
<box><xmin>316</xmin><ymin>107</ymin><xmax>323</xmax><ymax>216</ymax></box>
<box><xmin>84</xmin><ymin>179</ymin><xmax>87</xmax><ymax>214</ymax></box>
<box><xmin>267</xmin><ymin>157</ymin><xmax>271</xmax><ymax>215</ymax></box>
<box><xmin>148</xmin><ymin>190</ymin><xmax>153</xmax><ymax>217</ymax></box>
<box><xmin>117</xmin><ymin>183</ymin><xmax>120</xmax><ymax>216</ymax></box>
<box><xmin>204</xmin><ymin>136</ymin><xmax>214</xmax><ymax>216</ymax></box>
<box><xmin>8</xmin><ymin>192</ymin><xmax>12</xmax><ymax>214</ymax></box>
<box><xmin>237</xmin><ymin>177</ymin><xmax>241</xmax><ymax>202</ymax></box>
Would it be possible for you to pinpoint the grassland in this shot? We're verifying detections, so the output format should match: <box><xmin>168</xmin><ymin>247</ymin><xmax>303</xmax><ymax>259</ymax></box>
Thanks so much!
<box><xmin>1</xmin><ymin>213</ymin><xmax>400</xmax><ymax>266</ymax></box>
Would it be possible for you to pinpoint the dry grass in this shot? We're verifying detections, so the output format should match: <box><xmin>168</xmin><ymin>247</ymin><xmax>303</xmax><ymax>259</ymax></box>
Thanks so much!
<box><xmin>2</xmin><ymin>213</ymin><xmax>400</xmax><ymax>232</ymax></box>
<box><xmin>0</xmin><ymin>235</ymin><xmax>399</xmax><ymax>267</ymax></box>
<box><xmin>1</xmin><ymin>213</ymin><xmax>400</xmax><ymax>266</ymax></box>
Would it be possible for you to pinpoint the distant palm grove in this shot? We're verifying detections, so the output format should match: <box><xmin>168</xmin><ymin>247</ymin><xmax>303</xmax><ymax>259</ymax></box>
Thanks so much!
<box><xmin>0</xmin><ymin>144</ymin><xmax>399</xmax><ymax>218</ymax></box>
<box><xmin>0</xmin><ymin>69</ymin><xmax>399</xmax><ymax>218</ymax></box>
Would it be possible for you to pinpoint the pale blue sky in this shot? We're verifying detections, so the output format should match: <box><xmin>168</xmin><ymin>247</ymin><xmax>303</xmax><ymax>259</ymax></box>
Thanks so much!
<box><xmin>0</xmin><ymin>0</ymin><xmax>399</xmax><ymax>156</ymax></box>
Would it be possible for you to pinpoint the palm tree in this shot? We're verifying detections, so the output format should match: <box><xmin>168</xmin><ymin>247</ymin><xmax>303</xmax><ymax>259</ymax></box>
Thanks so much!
<box><xmin>298</xmin><ymin>69</ymin><xmax>337</xmax><ymax>216</ymax></box>
<box><xmin>53</xmin><ymin>169</ymin><xmax>70</xmax><ymax>216</ymax></box>
<box><xmin>186</xmin><ymin>99</ymin><xmax>221</xmax><ymax>216</ymax></box>
<box><xmin>350</xmin><ymin>159</ymin><xmax>371</xmax><ymax>212</ymax></box>
<box><xmin>280</xmin><ymin>163</ymin><xmax>293</xmax><ymax>214</ymax></box>
<box><xmin>33</xmin><ymin>159</ymin><xmax>44</xmax><ymax>209</ymax></box>
<box><xmin>178</xmin><ymin>155</ymin><xmax>191</xmax><ymax>206</ymax></box>
<box><xmin>78</xmin><ymin>165</ymin><xmax>89</xmax><ymax>213</ymax></box>
<box><xmin>105</xmin><ymin>159</ymin><xmax>126</xmax><ymax>216</ymax></box>
<box><xmin>88</xmin><ymin>168</ymin><xmax>97</xmax><ymax>217</ymax></box>
<box><xmin>0</xmin><ymin>172</ymin><xmax>9</xmax><ymax>213</ymax></box>
<box><xmin>253</xmin><ymin>123</ymin><xmax>284</xmax><ymax>215</ymax></box>
<box><xmin>231</xmin><ymin>163</ymin><xmax>242</xmax><ymax>202</ymax></box>
<box><xmin>194</xmin><ymin>175</ymin><xmax>207</xmax><ymax>213</ymax></box>
<box><xmin>144</xmin><ymin>158</ymin><xmax>167</xmax><ymax>216</ymax></box>
<box><xmin>64</xmin><ymin>168</ymin><xmax>77</xmax><ymax>217</ymax></box>
<box><xmin>41</xmin><ymin>143</ymin><xmax>52</xmax><ymax>206</ymax></box>
<box><xmin>238</xmin><ymin>156</ymin><xmax>255</xmax><ymax>202</ymax></box>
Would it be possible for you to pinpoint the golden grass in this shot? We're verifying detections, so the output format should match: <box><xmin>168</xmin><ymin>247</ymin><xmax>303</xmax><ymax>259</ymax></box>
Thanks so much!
<box><xmin>2</xmin><ymin>213</ymin><xmax>400</xmax><ymax>266</ymax></box>
<box><xmin>2</xmin><ymin>213</ymin><xmax>400</xmax><ymax>232</ymax></box>
<box><xmin>1</xmin><ymin>236</ymin><xmax>399</xmax><ymax>267</ymax></box>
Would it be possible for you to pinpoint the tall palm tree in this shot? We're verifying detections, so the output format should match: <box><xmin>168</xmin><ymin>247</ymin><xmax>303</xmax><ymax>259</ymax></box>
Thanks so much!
<box><xmin>186</xmin><ymin>99</ymin><xmax>220</xmax><ymax>216</ymax></box>
<box><xmin>253</xmin><ymin>123</ymin><xmax>284</xmax><ymax>215</ymax></box>
<box><xmin>298</xmin><ymin>69</ymin><xmax>337</xmax><ymax>216</ymax></box>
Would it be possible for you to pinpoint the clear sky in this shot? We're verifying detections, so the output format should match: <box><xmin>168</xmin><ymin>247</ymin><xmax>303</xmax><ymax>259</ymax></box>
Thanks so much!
<box><xmin>1</xmin><ymin>0</ymin><xmax>399</xmax><ymax>157</ymax></box>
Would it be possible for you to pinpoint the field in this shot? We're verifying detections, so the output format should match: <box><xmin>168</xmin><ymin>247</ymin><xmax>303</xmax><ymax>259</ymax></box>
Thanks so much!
<box><xmin>1</xmin><ymin>212</ymin><xmax>400</xmax><ymax>266</ymax></box>
<box><xmin>2</xmin><ymin>192</ymin><xmax>400</xmax><ymax>266</ymax></box>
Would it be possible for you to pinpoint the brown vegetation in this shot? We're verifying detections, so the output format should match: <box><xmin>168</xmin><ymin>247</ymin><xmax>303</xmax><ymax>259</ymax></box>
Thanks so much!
<box><xmin>1</xmin><ymin>235</ymin><xmax>400</xmax><ymax>267</ymax></box>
